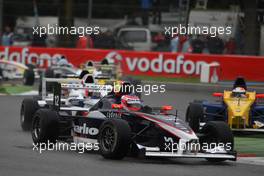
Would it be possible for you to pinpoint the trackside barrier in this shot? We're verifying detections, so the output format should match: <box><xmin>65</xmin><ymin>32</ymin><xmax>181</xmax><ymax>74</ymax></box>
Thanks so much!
<box><xmin>200</xmin><ymin>62</ymin><xmax>220</xmax><ymax>83</ymax></box>
<box><xmin>1</xmin><ymin>46</ymin><xmax>264</xmax><ymax>81</ymax></box>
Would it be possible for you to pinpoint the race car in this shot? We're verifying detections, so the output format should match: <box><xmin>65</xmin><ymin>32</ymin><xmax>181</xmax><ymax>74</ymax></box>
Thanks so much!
<box><xmin>40</xmin><ymin>56</ymin><xmax>89</xmax><ymax>93</ymax></box>
<box><xmin>0</xmin><ymin>59</ymin><xmax>40</xmax><ymax>85</ymax></box>
<box><xmin>82</xmin><ymin>59</ymin><xmax>122</xmax><ymax>81</ymax></box>
<box><xmin>22</xmin><ymin>81</ymin><xmax>236</xmax><ymax>162</ymax></box>
<box><xmin>44</xmin><ymin>56</ymin><xmax>82</xmax><ymax>79</ymax></box>
<box><xmin>43</xmin><ymin>59</ymin><xmax>116</xmax><ymax>92</ymax></box>
<box><xmin>186</xmin><ymin>77</ymin><xmax>264</xmax><ymax>133</ymax></box>
<box><xmin>85</xmin><ymin>59</ymin><xmax>141</xmax><ymax>98</ymax></box>
<box><xmin>21</xmin><ymin>73</ymin><xmax>113</xmax><ymax>131</ymax></box>
<box><xmin>46</xmin><ymin>58</ymin><xmax>116</xmax><ymax>80</ymax></box>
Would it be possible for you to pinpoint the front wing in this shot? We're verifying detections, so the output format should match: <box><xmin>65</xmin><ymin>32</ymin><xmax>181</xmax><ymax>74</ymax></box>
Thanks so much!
<box><xmin>139</xmin><ymin>145</ymin><xmax>236</xmax><ymax>161</ymax></box>
<box><xmin>145</xmin><ymin>151</ymin><xmax>236</xmax><ymax>161</ymax></box>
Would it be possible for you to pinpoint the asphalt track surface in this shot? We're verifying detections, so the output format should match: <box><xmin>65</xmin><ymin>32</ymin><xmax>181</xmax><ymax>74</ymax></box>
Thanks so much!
<box><xmin>0</xmin><ymin>88</ymin><xmax>264</xmax><ymax>176</ymax></box>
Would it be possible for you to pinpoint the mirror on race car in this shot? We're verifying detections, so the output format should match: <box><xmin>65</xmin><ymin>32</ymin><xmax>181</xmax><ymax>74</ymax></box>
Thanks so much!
<box><xmin>256</xmin><ymin>94</ymin><xmax>264</xmax><ymax>98</ymax></box>
<box><xmin>212</xmin><ymin>92</ymin><xmax>223</xmax><ymax>97</ymax></box>
<box><xmin>161</xmin><ymin>105</ymin><xmax>173</xmax><ymax>111</ymax></box>
<box><xmin>112</xmin><ymin>104</ymin><xmax>123</xmax><ymax>109</ymax></box>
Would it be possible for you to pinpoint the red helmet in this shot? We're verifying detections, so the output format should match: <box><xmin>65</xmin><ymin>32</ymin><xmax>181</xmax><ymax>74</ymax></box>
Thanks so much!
<box><xmin>121</xmin><ymin>95</ymin><xmax>142</xmax><ymax>111</ymax></box>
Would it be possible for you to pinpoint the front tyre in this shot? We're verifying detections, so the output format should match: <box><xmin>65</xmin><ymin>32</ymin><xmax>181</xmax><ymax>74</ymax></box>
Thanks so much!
<box><xmin>20</xmin><ymin>98</ymin><xmax>39</xmax><ymax>131</ymax></box>
<box><xmin>98</xmin><ymin>118</ymin><xmax>131</xmax><ymax>160</ymax></box>
<box><xmin>32</xmin><ymin>109</ymin><xmax>59</xmax><ymax>144</ymax></box>
<box><xmin>200</xmin><ymin>121</ymin><xmax>234</xmax><ymax>162</ymax></box>
<box><xmin>186</xmin><ymin>103</ymin><xmax>203</xmax><ymax>133</ymax></box>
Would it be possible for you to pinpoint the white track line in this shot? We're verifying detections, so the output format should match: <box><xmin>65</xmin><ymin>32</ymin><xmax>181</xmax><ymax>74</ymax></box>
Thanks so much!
<box><xmin>236</xmin><ymin>157</ymin><xmax>264</xmax><ymax>166</ymax></box>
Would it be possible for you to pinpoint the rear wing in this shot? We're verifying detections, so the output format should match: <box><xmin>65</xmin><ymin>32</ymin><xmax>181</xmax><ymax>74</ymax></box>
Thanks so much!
<box><xmin>96</xmin><ymin>64</ymin><xmax>117</xmax><ymax>70</ymax></box>
<box><xmin>41</xmin><ymin>77</ymin><xmax>81</xmax><ymax>98</ymax></box>
<box><xmin>42</xmin><ymin>77</ymin><xmax>113</xmax><ymax>97</ymax></box>
<box><xmin>43</xmin><ymin>79</ymin><xmax>113</xmax><ymax>111</ymax></box>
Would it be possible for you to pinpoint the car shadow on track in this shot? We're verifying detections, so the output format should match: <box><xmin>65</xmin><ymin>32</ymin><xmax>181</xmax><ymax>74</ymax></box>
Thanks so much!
<box><xmin>96</xmin><ymin>155</ymin><xmax>235</xmax><ymax>166</ymax></box>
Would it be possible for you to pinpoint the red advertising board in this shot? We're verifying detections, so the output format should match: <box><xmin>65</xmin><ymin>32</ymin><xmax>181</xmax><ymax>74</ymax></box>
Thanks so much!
<box><xmin>1</xmin><ymin>46</ymin><xmax>264</xmax><ymax>81</ymax></box>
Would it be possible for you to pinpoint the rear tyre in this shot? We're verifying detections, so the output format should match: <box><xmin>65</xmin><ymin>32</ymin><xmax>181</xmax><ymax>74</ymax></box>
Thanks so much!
<box><xmin>32</xmin><ymin>109</ymin><xmax>59</xmax><ymax>144</ymax></box>
<box><xmin>98</xmin><ymin>118</ymin><xmax>131</xmax><ymax>160</ymax></box>
<box><xmin>20</xmin><ymin>98</ymin><xmax>39</xmax><ymax>131</ymax></box>
<box><xmin>200</xmin><ymin>121</ymin><xmax>234</xmax><ymax>162</ymax></box>
<box><xmin>45</xmin><ymin>68</ymin><xmax>55</xmax><ymax>92</ymax></box>
<box><xmin>186</xmin><ymin>103</ymin><xmax>203</xmax><ymax>133</ymax></box>
<box><xmin>23</xmin><ymin>69</ymin><xmax>35</xmax><ymax>85</ymax></box>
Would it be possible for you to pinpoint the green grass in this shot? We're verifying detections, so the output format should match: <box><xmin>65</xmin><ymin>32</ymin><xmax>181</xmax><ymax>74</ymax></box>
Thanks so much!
<box><xmin>235</xmin><ymin>136</ymin><xmax>264</xmax><ymax>156</ymax></box>
<box><xmin>130</xmin><ymin>75</ymin><xmax>200</xmax><ymax>83</ymax></box>
<box><xmin>0</xmin><ymin>84</ymin><xmax>33</xmax><ymax>95</ymax></box>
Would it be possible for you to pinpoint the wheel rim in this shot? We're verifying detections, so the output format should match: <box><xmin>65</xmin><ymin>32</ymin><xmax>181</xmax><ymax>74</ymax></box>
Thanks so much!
<box><xmin>20</xmin><ymin>105</ymin><xmax>25</xmax><ymax>124</ymax></box>
<box><xmin>101</xmin><ymin>126</ymin><xmax>116</xmax><ymax>152</ymax></box>
<box><xmin>33</xmin><ymin>116</ymin><xmax>41</xmax><ymax>140</ymax></box>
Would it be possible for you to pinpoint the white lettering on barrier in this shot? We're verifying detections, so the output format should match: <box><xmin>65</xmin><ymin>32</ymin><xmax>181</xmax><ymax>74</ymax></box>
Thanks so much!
<box><xmin>138</xmin><ymin>57</ymin><xmax>150</xmax><ymax>72</ymax></box>
<box><xmin>0</xmin><ymin>47</ymin><xmax>61</xmax><ymax>67</ymax></box>
<box><xmin>150</xmin><ymin>54</ymin><xmax>163</xmax><ymax>73</ymax></box>
<box><xmin>119</xmin><ymin>53</ymin><xmax>217</xmax><ymax>75</ymax></box>
<box><xmin>183</xmin><ymin>60</ymin><xmax>195</xmax><ymax>74</ymax></box>
<box><xmin>0</xmin><ymin>47</ymin><xmax>219</xmax><ymax>76</ymax></box>
<box><xmin>163</xmin><ymin>59</ymin><xmax>175</xmax><ymax>73</ymax></box>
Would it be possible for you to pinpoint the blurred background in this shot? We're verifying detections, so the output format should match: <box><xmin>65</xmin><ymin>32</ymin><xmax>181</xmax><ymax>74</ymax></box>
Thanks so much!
<box><xmin>0</xmin><ymin>0</ymin><xmax>263</xmax><ymax>55</ymax></box>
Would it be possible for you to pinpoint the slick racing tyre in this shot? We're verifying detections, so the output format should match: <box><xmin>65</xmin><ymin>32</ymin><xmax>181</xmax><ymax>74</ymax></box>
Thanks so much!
<box><xmin>20</xmin><ymin>98</ymin><xmax>40</xmax><ymax>131</ymax></box>
<box><xmin>32</xmin><ymin>109</ymin><xmax>59</xmax><ymax>144</ymax></box>
<box><xmin>23</xmin><ymin>68</ymin><xmax>35</xmax><ymax>85</ymax></box>
<box><xmin>98</xmin><ymin>118</ymin><xmax>131</xmax><ymax>160</ymax></box>
<box><xmin>200</xmin><ymin>121</ymin><xmax>234</xmax><ymax>162</ymax></box>
<box><xmin>45</xmin><ymin>68</ymin><xmax>55</xmax><ymax>92</ymax></box>
<box><xmin>186</xmin><ymin>103</ymin><xmax>203</xmax><ymax>133</ymax></box>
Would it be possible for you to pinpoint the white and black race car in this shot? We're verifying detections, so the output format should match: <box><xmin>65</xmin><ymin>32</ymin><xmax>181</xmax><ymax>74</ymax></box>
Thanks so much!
<box><xmin>21</xmin><ymin>82</ymin><xmax>236</xmax><ymax>162</ymax></box>
<box><xmin>21</xmin><ymin>74</ymin><xmax>112</xmax><ymax>131</ymax></box>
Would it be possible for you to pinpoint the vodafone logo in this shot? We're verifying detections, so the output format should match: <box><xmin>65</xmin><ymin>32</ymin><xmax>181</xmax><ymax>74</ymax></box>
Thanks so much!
<box><xmin>105</xmin><ymin>51</ymin><xmax>219</xmax><ymax>75</ymax></box>
<box><xmin>0</xmin><ymin>47</ymin><xmax>61</xmax><ymax>67</ymax></box>
<box><xmin>104</xmin><ymin>51</ymin><xmax>123</xmax><ymax>64</ymax></box>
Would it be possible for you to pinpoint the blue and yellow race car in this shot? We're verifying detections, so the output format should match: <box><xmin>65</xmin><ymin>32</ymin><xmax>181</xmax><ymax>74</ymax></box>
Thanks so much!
<box><xmin>186</xmin><ymin>77</ymin><xmax>264</xmax><ymax>133</ymax></box>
